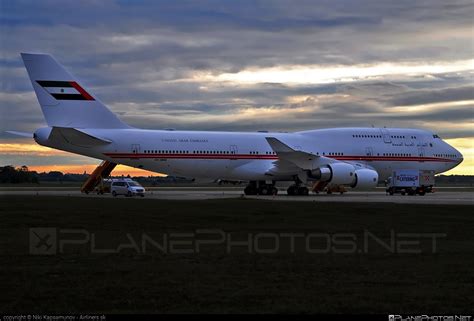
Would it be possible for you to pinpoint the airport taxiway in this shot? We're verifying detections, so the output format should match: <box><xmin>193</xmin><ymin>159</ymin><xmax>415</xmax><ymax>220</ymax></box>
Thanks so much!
<box><xmin>1</xmin><ymin>188</ymin><xmax>472</xmax><ymax>205</ymax></box>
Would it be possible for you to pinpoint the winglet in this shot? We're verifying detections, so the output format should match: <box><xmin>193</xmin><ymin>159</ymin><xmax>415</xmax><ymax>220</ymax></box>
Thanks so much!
<box><xmin>265</xmin><ymin>136</ymin><xmax>325</xmax><ymax>170</ymax></box>
<box><xmin>265</xmin><ymin>137</ymin><xmax>295</xmax><ymax>153</ymax></box>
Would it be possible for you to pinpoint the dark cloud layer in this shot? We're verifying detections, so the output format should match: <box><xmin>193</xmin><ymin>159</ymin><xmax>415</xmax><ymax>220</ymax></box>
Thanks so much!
<box><xmin>1</xmin><ymin>0</ymin><xmax>473</xmax><ymax>145</ymax></box>
<box><xmin>387</xmin><ymin>86</ymin><xmax>474</xmax><ymax>107</ymax></box>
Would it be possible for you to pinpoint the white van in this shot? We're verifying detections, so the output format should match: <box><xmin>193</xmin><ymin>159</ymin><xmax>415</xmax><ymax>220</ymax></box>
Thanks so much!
<box><xmin>111</xmin><ymin>179</ymin><xmax>145</xmax><ymax>197</ymax></box>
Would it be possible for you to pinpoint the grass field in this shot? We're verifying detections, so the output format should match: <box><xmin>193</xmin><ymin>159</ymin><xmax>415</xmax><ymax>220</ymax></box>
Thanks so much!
<box><xmin>0</xmin><ymin>195</ymin><xmax>473</xmax><ymax>313</ymax></box>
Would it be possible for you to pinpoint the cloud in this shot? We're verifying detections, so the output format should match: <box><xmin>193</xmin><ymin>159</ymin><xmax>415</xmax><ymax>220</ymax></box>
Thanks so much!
<box><xmin>1</xmin><ymin>0</ymin><xmax>473</xmax><ymax>173</ymax></box>
<box><xmin>387</xmin><ymin>86</ymin><xmax>474</xmax><ymax>106</ymax></box>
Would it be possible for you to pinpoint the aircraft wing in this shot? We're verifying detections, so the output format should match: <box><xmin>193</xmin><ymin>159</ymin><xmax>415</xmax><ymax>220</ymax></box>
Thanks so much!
<box><xmin>264</xmin><ymin>158</ymin><xmax>301</xmax><ymax>177</ymax></box>
<box><xmin>265</xmin><ymin>137</ymin><xmax>338</xmax><ymax>170</ymax></box>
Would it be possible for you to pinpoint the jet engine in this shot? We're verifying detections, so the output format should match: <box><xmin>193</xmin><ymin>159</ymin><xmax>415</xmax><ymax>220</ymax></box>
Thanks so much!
<box><xmin>308</xmin><ymin>163</ymin><xmax>356</xmax><ymax>185</ymax></box>
<box><xmin>308</xmin><ymin>163</ymin><xmax>379</xmax><ymax>189</ymax></box>
<box><xmin>350</xmin><ymin>168</ymin><xmax>379</xmax><ymax>189</ymax></box>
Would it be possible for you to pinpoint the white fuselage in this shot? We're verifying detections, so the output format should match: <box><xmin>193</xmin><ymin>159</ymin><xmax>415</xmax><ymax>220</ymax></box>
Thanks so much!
<box><xmin>34</xmin><ymin>126</ymin><xmax>463</xmax><ymax>182</ymax></box>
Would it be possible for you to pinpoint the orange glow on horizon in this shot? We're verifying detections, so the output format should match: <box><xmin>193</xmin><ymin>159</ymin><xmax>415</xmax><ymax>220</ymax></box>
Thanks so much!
<box><xmin>0</xmin><ymin>142</ymin><xmax>67</xmax><ymax>156</ymax></box>
<box><xmin>25</xmin><ymin>164</ymin><xmax>164</xmax><ymax>177</ymax></box>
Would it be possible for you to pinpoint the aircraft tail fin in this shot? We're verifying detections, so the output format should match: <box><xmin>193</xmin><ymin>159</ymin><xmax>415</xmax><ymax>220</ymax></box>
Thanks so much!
<box><xmin>21</xmin><ymin>53</ymin><xmax>129</xmax><ymax>129</ymax></box>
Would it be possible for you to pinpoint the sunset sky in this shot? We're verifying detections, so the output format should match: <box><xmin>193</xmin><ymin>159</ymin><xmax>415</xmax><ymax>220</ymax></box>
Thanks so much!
<box><xmin>1</xmin><ymin>0</ymin><xmax>473</xmax><ymax>176</ymax></box>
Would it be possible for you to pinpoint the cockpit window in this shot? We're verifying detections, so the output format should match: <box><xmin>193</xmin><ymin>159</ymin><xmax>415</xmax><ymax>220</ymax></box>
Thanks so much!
<box><xmin>433</xmin><ymin>134</ymin><xmax>440</xmax><ymax>139</ymax></box>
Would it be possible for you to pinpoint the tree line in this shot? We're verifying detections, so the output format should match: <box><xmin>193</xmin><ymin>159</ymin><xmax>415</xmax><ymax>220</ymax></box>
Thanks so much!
<box><xmin>0</xmin><ymin>165</ymin><xmax>89</xmax><ymax>183</ymax></box>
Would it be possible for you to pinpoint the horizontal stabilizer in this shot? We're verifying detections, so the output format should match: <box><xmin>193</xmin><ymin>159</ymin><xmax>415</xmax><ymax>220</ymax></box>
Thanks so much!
<box><xmin>5</xmin><ymin>131</ymin><xmax>33</xmax><ymax>138</ymax></box>
<box><xmin>49</xmin><ymin>127</ymin><xmax>111</xmax><ymax>147</ymax></box>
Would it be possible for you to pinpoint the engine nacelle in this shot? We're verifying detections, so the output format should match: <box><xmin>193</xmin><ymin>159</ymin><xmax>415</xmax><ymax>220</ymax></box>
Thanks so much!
<box><xmin>308</xmin><ymin>167</ymin><xmax>332</xmax><ymax>181</ymax></box>
<box><xmin>327</xmin><ymin>163</ymin><xmax>356</xmax><ymax>185</ymax></box>
<box><xmin>350</xmin><ymin>169</ymin><xmax>379</xmax><ymax>189</ymax></box>
<box><xmin>308</xmin><ymin>163</ymin><xmax>355</xmax><ymax>185</ymax></box>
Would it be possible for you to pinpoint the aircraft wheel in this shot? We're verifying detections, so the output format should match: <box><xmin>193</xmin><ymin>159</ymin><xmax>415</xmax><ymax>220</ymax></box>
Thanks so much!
<box><xmin>298</xmin><ymin>187</ymin><xmax>309</xmax><ymax>196</ymax></box>
<box><xmin>258</xmin><ymin>186</ymin><xmax>269</xmax><ymax>195</ymax></box>
<box><xmin>287</xmin><ymin>185</ymin><xmax>296</xmax><ymax>195</ymax></box>
<box><xmin>244</xmin><ymin>185</ymin><xmax>257</xmax><ymax>195</ymax></box>
<box><xmin>112</xmin><ymin>191</ymin><xmax>117</xmax><ymax>197</ymax></box>
<box><xmin>272</xmin><ymin>187</ymin><xmax>278</xmax><ymax>195</ymax></box>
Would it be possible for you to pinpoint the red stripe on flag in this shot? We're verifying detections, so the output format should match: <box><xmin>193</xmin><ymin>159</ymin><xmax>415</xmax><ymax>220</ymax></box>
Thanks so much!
<box><xmin>70</xmin><ymin>81</ymin><xmax>94</xmax><ymax>100</ymax></box>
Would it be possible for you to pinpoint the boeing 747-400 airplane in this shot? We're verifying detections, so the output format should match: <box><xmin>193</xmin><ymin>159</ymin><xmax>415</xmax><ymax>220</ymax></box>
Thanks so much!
<box><xmin>8</xmin><ymin>53</ymin><xmax>463</xmax><ymax>195</ymax></box>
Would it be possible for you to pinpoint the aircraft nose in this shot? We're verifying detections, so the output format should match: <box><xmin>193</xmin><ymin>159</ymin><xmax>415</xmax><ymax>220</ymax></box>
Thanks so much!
<box><xmin>452</xmin><ymin>146</ymin><xmax>463</xmax><ymax>164</ymax></box>
<box><xmin>457</xmin><ymin>149</ymin><xmax>464</xmax><ymax>164</ymax></box>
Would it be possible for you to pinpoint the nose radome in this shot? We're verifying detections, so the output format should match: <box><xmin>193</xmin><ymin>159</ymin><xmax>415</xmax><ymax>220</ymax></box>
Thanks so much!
<box><xmin>451</xmin><ymin>145</ymin><xmax>463</xmax><ymax>164</ymax></box>
<box><xmin>457</xmin><ymin>148</ymin><xmax>464</xmax><ymax>164</ymax></box>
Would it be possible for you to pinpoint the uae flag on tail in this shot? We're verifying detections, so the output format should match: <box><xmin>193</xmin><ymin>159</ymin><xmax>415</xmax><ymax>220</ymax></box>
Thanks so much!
<box><xmin>36</xmin><ymin>80</ymin><xmax>95</xmax><ymax>101</ymax></box>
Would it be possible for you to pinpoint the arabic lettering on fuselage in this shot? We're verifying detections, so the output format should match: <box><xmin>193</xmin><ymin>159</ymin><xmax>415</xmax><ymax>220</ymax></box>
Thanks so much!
<box><xmin>161</xmin><ymin>138</ymin><xmax>209</xmax><ymax>143</ymax></box>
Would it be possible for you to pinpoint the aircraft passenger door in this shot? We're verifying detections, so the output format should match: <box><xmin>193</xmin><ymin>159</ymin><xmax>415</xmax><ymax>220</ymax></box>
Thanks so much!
<box><xmin>229</xmin><ymin>145</ymin><xmax>238</xmax><ymax>157</ymax></box>
<box><xmin>227</xmin><ymin>145</ymin><xmax>239</xmax><ymax>170</ymax></box>
<box><xmin>418</xmin><ymin>147</ymin><xmax>425</xmax><ymax>157</ymax></box>
<box><xmin>365</xmin><ymin>147</ymin><xmax>374</xmax><ymax>156</ymax></box>
<box><xmin>380</xmin><ymin>128</ymin><xmax>391</xmax><ymax>143</ymax></box>
<box><xmin>131</xmin><ymin>144</ymin><xmax>141</xmax><ymax>154</ymax></box>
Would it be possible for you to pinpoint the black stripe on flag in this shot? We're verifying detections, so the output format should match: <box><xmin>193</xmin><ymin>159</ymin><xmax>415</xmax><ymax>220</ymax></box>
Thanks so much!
<box><xmin>37</xmin><ymin>80</ymin><xmax>74</xmax><ymax>87</ymax></box>
<box><xmin>50</xmin><ymin>93</ymin><xmax>88</xmax><ymax>100</ymax></box>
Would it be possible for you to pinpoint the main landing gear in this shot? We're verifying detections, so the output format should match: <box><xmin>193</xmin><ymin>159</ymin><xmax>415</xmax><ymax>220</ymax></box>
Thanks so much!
<box><xmin>243</xmin><ymin>179</ymin><xmax>310</xmax><ymax>196</ymax></box>
<box><xmin>287</xmin><ymin>184</ymin><xmax>309</xmax><ymax>196</ymax></box>
<box><xmin>286</xmin><ymin>176</ymin><xmax>309</xmax><ymax>196</ymax></box>
<box><xmin>244</xmin><ymin>181</ymin><xmax>278</xmax><ymax>196</ymax></box>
